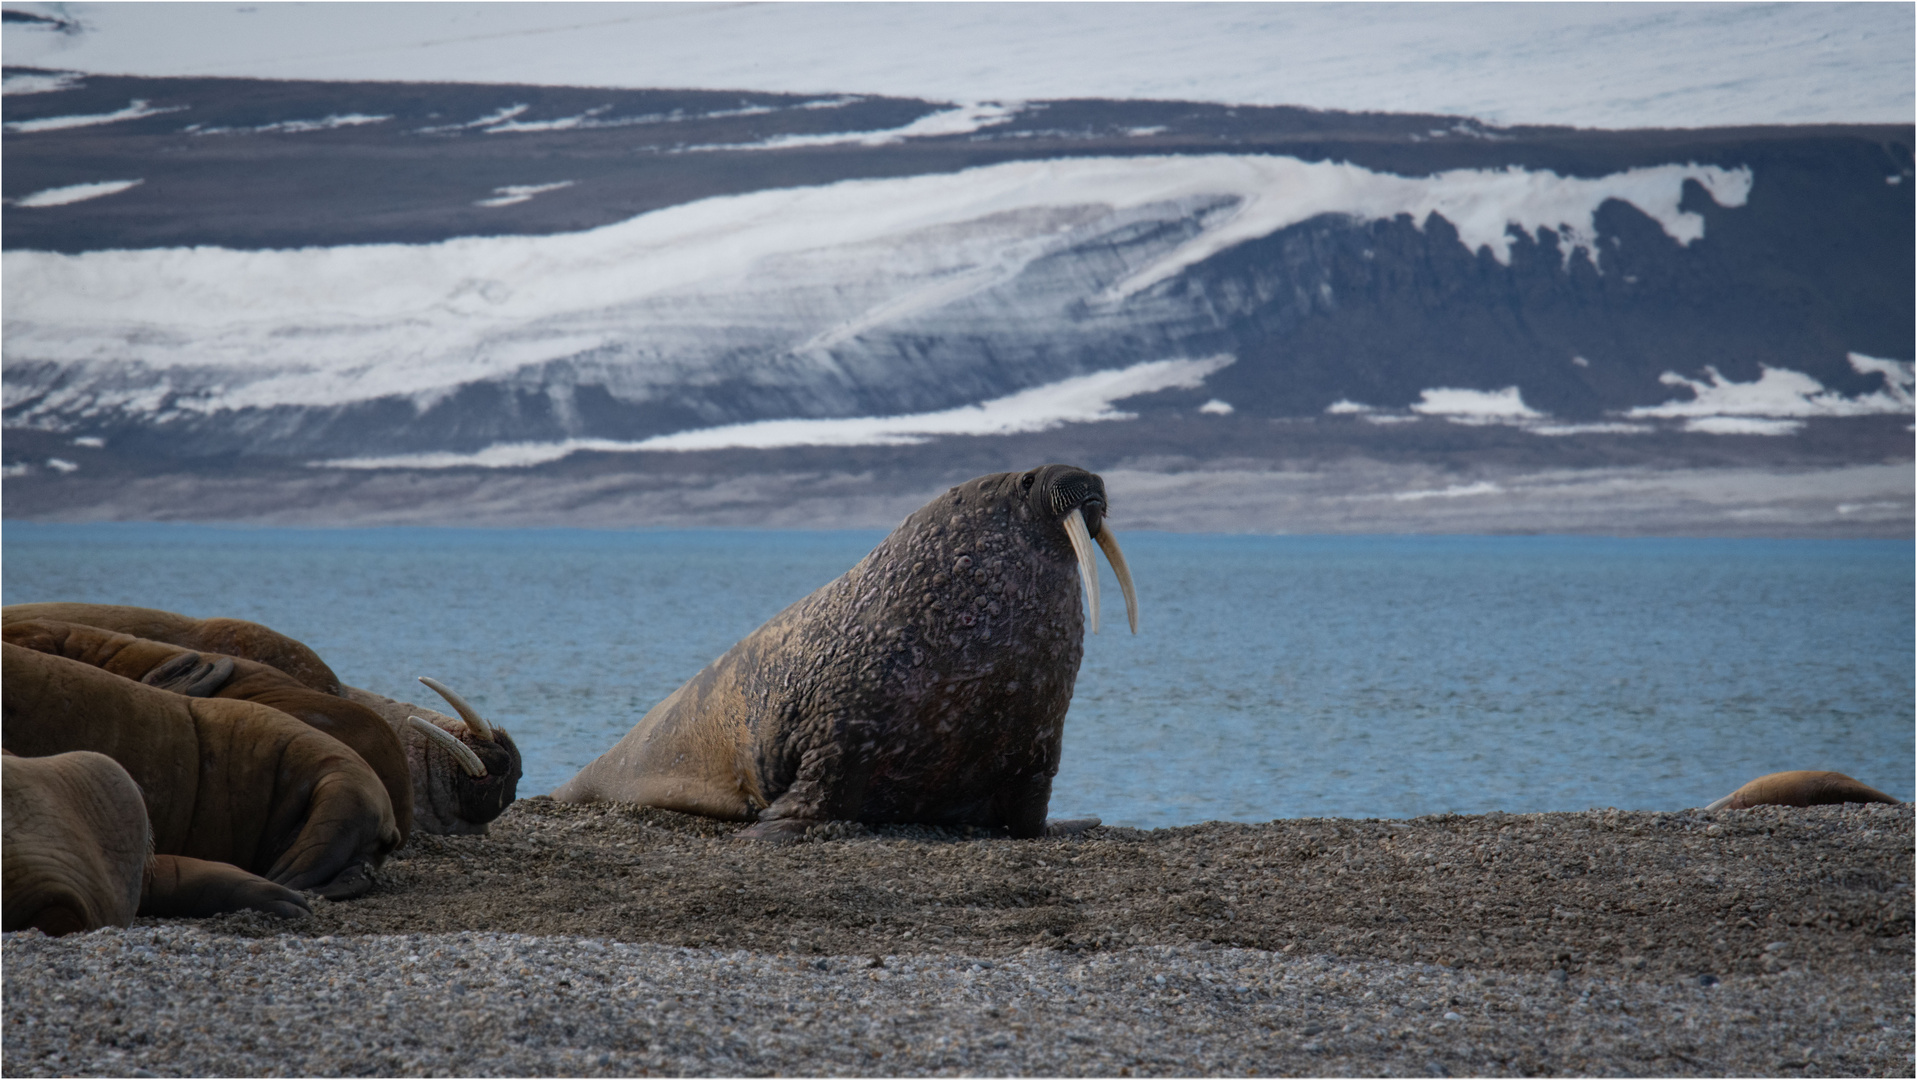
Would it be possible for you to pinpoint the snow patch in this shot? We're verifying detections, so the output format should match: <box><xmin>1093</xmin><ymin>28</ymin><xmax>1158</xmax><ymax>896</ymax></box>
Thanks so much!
<box><xmin>13</xmin><ymin>179</ymin><xmax>142</xmax><ymax>208</ymax></box>
<box><xmin>484</xmin><ymin>105</ymin><xmax>615</xmax><ymax>133</ymax></box>
<box><xmin>189</xmin><ymin>113</ymin><xmax>390</xmax><ymax>135</ymax></box>
<box><xmin>1391</xmin><ymin>481</ymin><xmax>1502</xmax><ymax>502</ymax></box>
<box><xmin>4</xmin><ymin>99</ymin><xmax>184</xmax><ymax>133</ymax></box>
<box><xmin>45</xmin><ymin>458</ymin><xmax>79</xmax><ymax>473</ymax></box>
<box><xmin>1681</xmin><ymin>416</ymin><xmax>1803</xmax><ymax>436</ymax></box>
<box><xmin>689</xmin><ymin>102</ymin><xmax>1022</xmax><ymax>151</ymax></box>
<box><xmin>1529</xmin><ymin>422</ymin><xmax>1653</xmax><ymax>437</ymax></box>
<box><xmin>1</xmin><ymin>71</ymin><xmax>82</xmax><ymax>95</ymax></box>
<box><xmin>1410</xmin><ymin>386</ymin><xmax>1545</xmax><ymax>423</ymax></box>
<box><xmin>317</xmin><ymin>355</ymin><xmax>1232</xmax><ymax>468</ymax></box>
<box><xmin>1627</xmin><ymin>356</ymin><xmax>1915</xmax><ymax>421</ymax></box>
<box><xmin>1198</xmin><ymin>399</ymin><xmax>1234</xmax><ymax>416</ymax></box>
<box><xmin>476</xmin><ymin>181</ymin><xmax>575</xmax><ymax>208</ymax></box>
<box><xmin>1105</xmin><ymin>161</ymin><xmax>1751</xmax><ymax>299</ymax></box>
<box><xmin>71</xmin><ymin>436</ymin><xmax>105</xmax><ymax>448</ymax></box>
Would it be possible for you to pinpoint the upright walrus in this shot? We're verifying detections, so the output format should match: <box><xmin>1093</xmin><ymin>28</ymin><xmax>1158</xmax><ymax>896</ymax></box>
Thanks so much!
<box><xmin>555</xmin><ymin>464</ymin><xmax>1136</xmax><ymax>840</ymax></box>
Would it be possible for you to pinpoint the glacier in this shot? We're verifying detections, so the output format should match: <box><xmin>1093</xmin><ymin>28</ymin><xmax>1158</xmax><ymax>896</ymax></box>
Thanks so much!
<box><xmin>2</xmin><ymin>153</ymin><xmax>1755</xmax><ymax>457</ymax></box>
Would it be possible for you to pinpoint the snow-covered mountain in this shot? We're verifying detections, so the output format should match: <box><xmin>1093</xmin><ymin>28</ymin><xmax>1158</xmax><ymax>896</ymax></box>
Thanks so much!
<box><xmin>2</xmin><ymin>67</ymin><xmax>1911</xmax><ymax>533</ymax></box>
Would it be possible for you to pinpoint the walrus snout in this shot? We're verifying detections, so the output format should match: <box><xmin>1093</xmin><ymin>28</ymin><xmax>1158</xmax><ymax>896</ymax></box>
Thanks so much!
<box><xmin>1029</xmin><ymin>465</ymin><xmax>1137</xmax><ymax>636</ymax></box>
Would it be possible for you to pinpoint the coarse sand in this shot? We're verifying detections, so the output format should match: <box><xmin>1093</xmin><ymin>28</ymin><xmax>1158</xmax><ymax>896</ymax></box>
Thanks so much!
<box><xmin>4</xmin><ymin>798</ymin><xmax>1911</xmax><ymax>1076</ymax></box>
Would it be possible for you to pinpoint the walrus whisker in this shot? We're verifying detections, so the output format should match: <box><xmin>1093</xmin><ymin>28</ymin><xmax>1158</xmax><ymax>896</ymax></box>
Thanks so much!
<box><xmin>417</xmin><ymin>676</ymin><xmax>496</xmax><ymax>742</ymax></box>
<box><xmin>1094</xmin><ymin>527</ymin><xmax>1138</xmax><ymax>635</ymax></box>
<box><xmin>1062</xmin><ymin>507</ymin><xmax>1101</xmax><ymax>634</ymax></box>
<box><xmin>404</xmin><ymin>716</ymin><xmax>487</xmax><ymax>778</ymax></box>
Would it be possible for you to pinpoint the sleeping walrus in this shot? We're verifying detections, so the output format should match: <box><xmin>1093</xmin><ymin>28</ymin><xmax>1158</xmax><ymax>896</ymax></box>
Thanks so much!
<box><xmin>0</xmin><ymin>604</ymin><xmax>521</xmax><ymax>835</ymax></box>
<box><xmin>2</xmin><ymin>644</ymin><xmax>400</xmax><ymax>898</ymax></box>
<box><xmin>1704</xmin><ymin>770</ymin><xmax>1901</xmax><ymax>810</ymax></box>
<box><xmin>4</xmin><ymin>617</ymin><xmax>419</xmax><ymax>841</ymax></box>
<box><xmin>3</xmin><ymin>750</ymin><xmax>309</xmax><ymax>935</ymax></box>
<box><xmin>555</xmin><ymin>464</ymin><xmax>1136</xmax><ymax>840</ymax></box>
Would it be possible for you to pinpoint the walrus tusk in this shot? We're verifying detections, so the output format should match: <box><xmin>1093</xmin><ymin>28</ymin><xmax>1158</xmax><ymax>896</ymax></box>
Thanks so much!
<box><xmin>1062</xmin><ymin>507</ymin><xmax>1101</xmax><ymax>634</ymax></box>
<box><xmin>1702</xmin><ymin>793</ymin><xmax>1734</xmax><ymax>812</ymax></box>
<box><xmin>405</xmin><ymin>716</ymin><xmax>487</xmax><ymax>778</ymax></box>
<box><xmin>1094</xmin><ymin>527</ymin><xmax>1138</xmax><ymax>635</ymax></box>
<box><xmin>417</xmin><ymin>676</ymin><xmax>495</xmax><ymax>742</ymax></box>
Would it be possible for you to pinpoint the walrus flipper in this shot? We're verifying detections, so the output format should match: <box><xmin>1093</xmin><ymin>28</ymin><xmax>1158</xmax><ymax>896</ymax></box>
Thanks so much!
<box><xmin>551</xmin><ymin>652</ymin><xmax>767</xmax><ymax>821</ymax></box>
<box><xmin>259</xmin><ymin>770</ymin><xmax>396</xmax><ymax>898</ymax></box>
<box><xmin>141</xmin><ymin>652</ymin><xmax>236</xmax><ymax>697</ymax></box>
<box><xmin>738</xmin><ymin>737</ymin><xmax>878</xmax><ymax>842</ymax></box>
<box><xmin>140</xmin><ymin>855</ymin><xmax>310</xmax><ymax>919</ymax></box>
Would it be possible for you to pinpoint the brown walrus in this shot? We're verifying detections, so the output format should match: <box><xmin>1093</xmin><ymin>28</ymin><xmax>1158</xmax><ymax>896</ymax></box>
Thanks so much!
<box><xmin>554</xmin><ymin>464</ymin><xmax>1136</xmax><ymax>840</ymax></box>
<box><xmin>0</xmin><ymin>605</ymin><xmax>522</xmax><ymax>835</ymax></box>
<box><xmin>2</xmin><ymin>750</ymin><xmax>310</xmax><ymax>935</ymax></box>
<box><xmin>3</xmin><ymin>602</ymin><xmax>343</xmax><ymax>694</ymax></box>
<box><xmin>4</xmin><ymin>617</ymin><xmax>419</xmax><ymax>842</ymax></box>
<box><xmin>1704</xmin><ymin>770</ymin><xmax>1902</xmax><ymax>811</ymax></box>
<box><xmin>2</xmin><ymin>644</ymin><xmax>400</xmax><ymax>898</ymax></box>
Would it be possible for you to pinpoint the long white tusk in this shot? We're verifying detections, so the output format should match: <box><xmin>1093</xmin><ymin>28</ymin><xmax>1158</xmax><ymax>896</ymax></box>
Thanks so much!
<box><xmin>405</xmin><ymin>715</ymin><xmax>487</xmax><ymax>778</ymax></box>
<box><xmin>1062</xmin><ymin>506</ymin><xmax>1101</xmax><ymax>634</ymax></box>
<box><xmin>418</xmin><ymin>676</ymin><xmax>495</xmax><ymax>742</ymax></box>
<box><xmin>1095</xmin><ymin>526</ymin><xmax>1139</xmax><ymax>635</ymax></box>
<box><xmin>1703</xmin><ymin>793</ymin><xmax>1734</xmax><ymax>812</ymax></box>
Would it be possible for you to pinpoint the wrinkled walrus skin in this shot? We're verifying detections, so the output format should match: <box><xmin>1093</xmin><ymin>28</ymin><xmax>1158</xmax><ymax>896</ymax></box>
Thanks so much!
<box><xmin>4</xmin><ymin>618</ymin><xmax>418</xmax><ymax>843</ymax></box>
<box><xmin>2</xmin><ymin>645</ymin><xmax>400</xmax><ymax>899</ymax></box>
<box><xmin>1705</xmin><ymin>770</ymin><xmax>1902</xmax><ymax>811</ymax></box>
<box><xmin>2</xmin><ymin>751</ymin><xmax>309</xmax><ymax>934</ymax></box>
<box><xmin>556</xmin><ymin>465</ymin><xmax>1129</xmax><ymax>840</ymax></box>
<box><xmin>2</xmin><ymin>602</ymin><xmax>343</xmax><ymax>695</ymax></box>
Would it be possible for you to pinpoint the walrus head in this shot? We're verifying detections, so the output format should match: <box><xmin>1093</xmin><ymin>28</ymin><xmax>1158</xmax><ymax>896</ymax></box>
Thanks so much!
<box><xmin>1016</xmin><ymin>464</ymin><xmax>1139</xmax><ymax>635</ymax></box>
<box><xmin>366</xmin><ymin>677</ymin><xmax>522</xmax><ymax>834</ymax></box>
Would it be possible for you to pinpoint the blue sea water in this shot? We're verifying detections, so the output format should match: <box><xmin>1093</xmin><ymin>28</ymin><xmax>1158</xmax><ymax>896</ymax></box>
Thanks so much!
<box><xmin>3</xmin><ymin>524</ymin><xmax>1909</xmax><ymax>828</ymax></box>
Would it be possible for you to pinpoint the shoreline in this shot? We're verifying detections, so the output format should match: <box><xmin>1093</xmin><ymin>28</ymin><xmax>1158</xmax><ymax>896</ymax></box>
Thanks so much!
<box><xmin>5</xmin><ymin>800</ymin><xmax>1911</xmax><ymax>1075</ymax></box>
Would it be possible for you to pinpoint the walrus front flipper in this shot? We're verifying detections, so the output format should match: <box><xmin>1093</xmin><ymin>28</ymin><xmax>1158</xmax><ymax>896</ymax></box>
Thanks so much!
<box><xmin>737</xmin><ymin>818</ymin><xmax>820</xmax><ymax>844</ymax></box>
<box><xmin>141</xmin><ymin>652</ymin><xmax>236</xmax><ymax>697</ymax></box>
<box><xmin>140</xmin><ymin>855</ymin><xmax>310</xmax><ymax>919</ymax></box>
<box><xmin>260</xmin><ymin>770</ymin><xmax>397</xmax><ymax>898</ymax></box>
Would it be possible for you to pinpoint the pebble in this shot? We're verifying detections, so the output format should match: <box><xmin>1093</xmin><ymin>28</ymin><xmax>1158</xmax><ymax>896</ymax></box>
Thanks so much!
<box><xmin>4</xmin><ymin>925</ymin><xmax>1911</xmax><ymax>1076</ymax></box>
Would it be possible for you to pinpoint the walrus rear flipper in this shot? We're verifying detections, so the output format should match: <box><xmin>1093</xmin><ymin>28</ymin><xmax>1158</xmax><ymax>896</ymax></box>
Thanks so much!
<box><xmin>140</xmin><ymin>855</ymin><xmax>310</xmax><ymax>919</ymax></box>
<box><xmin>261</xmin><ymin>772</ymin><xmax>397</xmax><ymax>899</ymax></box>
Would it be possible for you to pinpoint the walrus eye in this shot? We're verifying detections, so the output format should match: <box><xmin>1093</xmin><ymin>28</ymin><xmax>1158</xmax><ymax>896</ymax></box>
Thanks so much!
<box><xmin>1020</xmin><ymin>473</ymin><xmax>1036</xmax><ymax>492</ymax></box>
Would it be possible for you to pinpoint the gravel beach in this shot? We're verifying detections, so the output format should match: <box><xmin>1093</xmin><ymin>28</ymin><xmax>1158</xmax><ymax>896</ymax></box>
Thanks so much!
<box><xmin>5</xmin><ymin>799</ymin><xmax>1911</xmax><ymax>1076</ymax></box>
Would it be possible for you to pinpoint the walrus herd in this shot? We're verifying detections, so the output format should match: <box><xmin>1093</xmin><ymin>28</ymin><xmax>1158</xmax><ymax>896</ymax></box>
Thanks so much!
<box><xmin>1</xmin><ymin>603</ymin><xmax>523</xmax><ymax>935</ymax></box>
<box><xmin>1</xmin><ymin>465</ymin><xmax>1902</xmax><ymax>937</ymax></box>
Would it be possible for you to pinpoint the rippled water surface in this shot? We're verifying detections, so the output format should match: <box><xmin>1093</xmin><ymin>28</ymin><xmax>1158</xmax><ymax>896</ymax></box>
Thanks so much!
<box><xmin>5</xmin><ymin>525</ymin><xmax>1909</xmax><ymax>827</ymax></box>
